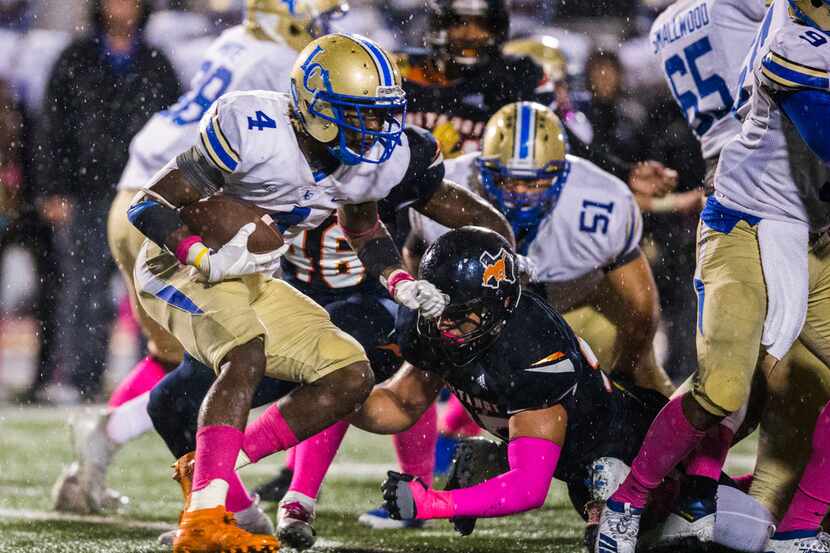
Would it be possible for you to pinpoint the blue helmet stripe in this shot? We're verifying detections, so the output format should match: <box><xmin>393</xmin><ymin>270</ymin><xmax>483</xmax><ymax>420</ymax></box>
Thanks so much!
<box><xmin>353</xmin><ymin>35</ymin><xmax>393</xmax><ymax>86</ymax></box>
<box><xmin>518</xmin><ymin>103</ymin><xmax>533</xmax><ymax>160</ymax></box>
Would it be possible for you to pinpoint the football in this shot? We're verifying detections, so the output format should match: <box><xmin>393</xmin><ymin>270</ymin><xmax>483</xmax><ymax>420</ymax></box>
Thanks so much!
<box><xmin>180</xmin><ymin>195</ymin><xmax>283</xmax><ymax>254</ymax></box>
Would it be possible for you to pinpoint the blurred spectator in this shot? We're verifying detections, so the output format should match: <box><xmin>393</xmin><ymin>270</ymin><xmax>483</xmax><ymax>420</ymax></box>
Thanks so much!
<box><xmin>585</xmin><ymin>49</ymin><xmax>646</xmax><ymax>165</ymax></box>
<box><xmin>0</xmin><ymin>77</ymin><xmax>62</xmax><ymax>403</ymax></box>
<box><xmin>37</xmin><ymin>0</ymin><xmax>180</xmax><ymax>401</ymax></box>
<box><xmin>640</xmin><ymin>90</ymin><xmax>705</xmax><ymax>380</ymax></box>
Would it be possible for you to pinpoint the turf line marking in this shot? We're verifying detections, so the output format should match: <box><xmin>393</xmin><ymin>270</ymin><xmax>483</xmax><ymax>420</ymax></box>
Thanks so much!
<box><xmin>0</xmin><ymin>507</ymin><xmax>173</xmax><ymax>531</ymax></box>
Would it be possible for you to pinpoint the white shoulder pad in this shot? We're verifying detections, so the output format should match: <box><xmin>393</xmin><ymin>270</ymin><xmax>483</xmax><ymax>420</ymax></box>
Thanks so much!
<box><xmin>758</xmin><ymin>16</ymin><xmax>830</xmax><ymax>92</ymax></box>
<box><xmin>195</xmin><ymin>91</ymin><xmax>286</xmax><ymax>174</ymax></box>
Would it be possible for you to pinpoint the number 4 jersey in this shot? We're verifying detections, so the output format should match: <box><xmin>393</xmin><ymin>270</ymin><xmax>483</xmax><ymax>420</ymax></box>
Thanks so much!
<box><xmin>409</xmin><ymin>152</ymin><xmax>643</xmax><ymax>312</ymax></box>
<box><xmin>650</xmin><ymin>0</ymin><xmax>767</xmax><ymax>160</ymax></box>
<box><xmin>117</xmin><ymin>25</ymin><xmax>298</xmax><ymax>191</ymax></box>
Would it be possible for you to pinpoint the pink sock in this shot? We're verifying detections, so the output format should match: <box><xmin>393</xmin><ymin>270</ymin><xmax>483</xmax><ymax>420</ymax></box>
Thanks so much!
<box><xmin>242</xmin><ymin>404</ymin><xmax>299</xmax><ymax>463</ymax></box>
<box><xmin>285</xmin><ymin>447</ymin><xmax>297</xmax><ymax>472</ymax></box>
<box><xmin>685</xmin><ymin>424</ymin><xmax>734</xmax><ymax>480</ymax></box>
<box><xmin>442</xmin><ymin>395</ymin><xmax>481</xmax><ymax>437</ymax></box>
<box><xmin>193</xmin><ymin>425</ymin><xmax>244</xmax><ymax>493</ymax></box>
<box><xmin>395</xmin><ymin>402</ymin><xmax>438</xmax><ymax>486</ymax></box>
<box><xmin>612</xmin><ymin>395</ymin><xmax>706</xmax><ymax>509</ymax></box>
<box><xmin>107</xmin><ymin>356</ymin><xmax>166</xmax><ymax>408</ymax></box>
<box><xmin>777</xmin><ymin>401</ymin><xmax>830</xmax><ymax>533</ymax></box>
<box><xmin>288</xmin><ymin>420</ymin><xmax>350</xmax><ymax>499</ymax></box>
<box><xmin>732</xmin><ymin>472</ymin><xmax>753</xmax><ymax>493</ymax></box>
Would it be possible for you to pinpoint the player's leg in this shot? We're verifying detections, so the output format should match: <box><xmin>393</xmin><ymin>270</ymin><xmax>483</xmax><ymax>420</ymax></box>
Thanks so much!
<box><xmin>137</xmin><ymin>243</ymin><xmax>372</xmax><ymax>551</ymax></box>
<box><xmin>53</xmin><ymin>193</ymin><xmax>184</xmax><ymax>513</ymax></box>
<box><xmin>766</xmin><ymin>238</ymin><xmax>830</xmax><ymax>552</ymax></box>
<box><xmin>148</xmin><ymin>354</ymin><xmax>297</xmax><ymax>545</ymax></box>
<box><xmin>597</xmin><ymin>218</ymin><xmax>767</xmax><ymax>553</ymax></box>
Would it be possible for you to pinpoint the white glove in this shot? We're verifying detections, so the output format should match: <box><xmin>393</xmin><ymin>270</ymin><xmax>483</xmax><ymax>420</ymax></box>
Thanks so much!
<box><xmin>385</xmin><ymin>270</ymin><xmax>449</xmax><ymax>319</ymax></box>
<box><xmin>187</xmin><ymin>223</ymin><xmax>285</xmax><ymax>282</ymax></box>
<box><xmin>516</xmin><ymin>254</ymin><xmax>537</xmax><ymax>281</ymax></box>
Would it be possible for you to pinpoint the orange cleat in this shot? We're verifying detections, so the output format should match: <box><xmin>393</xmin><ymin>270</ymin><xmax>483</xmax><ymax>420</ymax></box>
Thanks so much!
<box><xmin>173</xmin><ymin>452</ymin><xmax>196</xmax><ymax>510</ymax></box>
<box><xmin>172</xmin><ymin>506</ymin><xmax>280</xmax><ymax>553</ymax></box>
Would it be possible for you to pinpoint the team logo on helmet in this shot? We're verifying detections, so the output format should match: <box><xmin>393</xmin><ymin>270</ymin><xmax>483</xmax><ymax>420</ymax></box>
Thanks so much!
<box><xmin>480</xmin><ymin>248</ymin><xmax>516</xmax><ymax>289</ymax></box>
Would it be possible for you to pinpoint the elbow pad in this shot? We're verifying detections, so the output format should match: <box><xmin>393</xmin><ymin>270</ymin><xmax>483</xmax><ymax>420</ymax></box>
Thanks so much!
<box><xmin>127</xmin><ymin>198</ymin><xmax>184</xmax><ymax>248</ymax></box>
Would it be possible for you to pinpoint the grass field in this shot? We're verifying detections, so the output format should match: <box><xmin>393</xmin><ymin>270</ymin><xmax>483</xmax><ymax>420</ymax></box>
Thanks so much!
<box><xmin>0</xmin><ymin>405</ymin><xmax>758</xmax><ymax>553</ymax></box>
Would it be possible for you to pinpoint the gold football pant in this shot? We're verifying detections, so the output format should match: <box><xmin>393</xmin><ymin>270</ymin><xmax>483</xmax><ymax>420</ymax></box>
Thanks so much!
<box><xmin>107</xmin><ymin>189</ymin><xmax>183</xmax><ymax>366</ymax></box>
<box><xmin>134</xmin><ymin>241</ymin><xmax>367</xmax><ymax>382</ymax></box>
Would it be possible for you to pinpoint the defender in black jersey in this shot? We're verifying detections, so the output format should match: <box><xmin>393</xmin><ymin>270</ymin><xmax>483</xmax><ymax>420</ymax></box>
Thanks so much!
<box><xmin>350</xmin><ymin>227</ymin><xmax>665</xmax><ymax>532</ymax></box>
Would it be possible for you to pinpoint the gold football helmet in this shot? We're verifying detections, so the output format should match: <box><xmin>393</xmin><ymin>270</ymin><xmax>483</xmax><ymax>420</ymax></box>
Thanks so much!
<box><xmin>290</xmin><ymin>33</ymin><xmax>406</xmax><ymax>165</ymax></box>
<box><xmin>503</xmin><ymin>35</ymin><xmax>568</xmax><ymax>83</ymax></box>
<box><xmin>246</xmin><ymin>0</ymin><xmax>349</xmax><ymax>52</ymax></box>
<box><xmin>789</xmin><ymin>0</ymin><xmax>830</xmax><ymax>31</ymax></box>
<box><xmin>478</xmin><ymin>102</ymin><xmax>569</xmax><ymax>232</ymax></box>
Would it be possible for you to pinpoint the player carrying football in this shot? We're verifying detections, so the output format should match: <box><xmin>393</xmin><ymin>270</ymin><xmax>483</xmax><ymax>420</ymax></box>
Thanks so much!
<box><xmin>128</xmin><ymin>33</ymin><xmax>453</xmax><ymax>553</ymax></box>
<box><xmin>52</xmin><ymin>0</ymin><xmax>348</xmax><ymax>518</ymax></box>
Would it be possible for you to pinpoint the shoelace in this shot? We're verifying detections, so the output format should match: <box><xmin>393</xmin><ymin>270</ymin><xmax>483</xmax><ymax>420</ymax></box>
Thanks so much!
<box><xmin>282</xmin><ymin>502</ymin><xmax>312</xmax><ymax>523</ymax></box>
<box><xmin>817</xmin><ymin>531</ymin><xmax>830</xmax><ymax>549</ymax></box>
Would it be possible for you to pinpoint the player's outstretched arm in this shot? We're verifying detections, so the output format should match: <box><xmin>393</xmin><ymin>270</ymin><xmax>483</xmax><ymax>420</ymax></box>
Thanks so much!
<box><xmin>414</xmin><ymin>180</ymin><xmax>516</xmax><ymax>248</ymax></box>
<box><xmin>339</xmin><ymin>202</ymin><xmax>449</xmax><ymax>319</ymax></box>
<box><xmin>349</xmin><ymin>363</ymin><xmax>444</xmax><ymax>434</ymax></box>
<box><xmin>382</xmin><ymin>405</ymin><xmax>566</xmax><ymax>520</ymax></box>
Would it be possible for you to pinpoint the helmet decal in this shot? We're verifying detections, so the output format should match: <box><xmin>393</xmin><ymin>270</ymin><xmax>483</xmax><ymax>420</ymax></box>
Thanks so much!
<box><xmin>480</xmin><ymin>248</ymin><xmax>516</xmax><ymax>289</ymax></box>
<box><xmin>281</xmin><ymin>0</ymin><xmax>298</xmax><ymax>15</ymax></box>
<box><xmin>515</xmin><ymin>102</ymin><xmax>534</xmax><ymax>163</ymax></box>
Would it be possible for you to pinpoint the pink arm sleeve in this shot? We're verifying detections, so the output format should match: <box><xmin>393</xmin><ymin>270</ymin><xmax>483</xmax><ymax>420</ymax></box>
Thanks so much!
<box><xmin>418</xmin><ymin>437</ymin><xmax>560</xmax><ymax>519</ymax></box>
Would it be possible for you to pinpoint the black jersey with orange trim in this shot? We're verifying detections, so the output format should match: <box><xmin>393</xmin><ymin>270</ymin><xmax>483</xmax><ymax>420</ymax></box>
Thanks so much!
<box><xmin>281</xmin><ymin>125</ymin><xmax>443</xmax><ymax>293</ymax></box>
<box><xmin>395</xmin><ymin>290</ymin><xmax>666</xmax><ymax>481</ymax></box>
<box><xmin>400</xmin><ymin>50</ymin><xmax>548</xmax><ymax>157</ymax></box>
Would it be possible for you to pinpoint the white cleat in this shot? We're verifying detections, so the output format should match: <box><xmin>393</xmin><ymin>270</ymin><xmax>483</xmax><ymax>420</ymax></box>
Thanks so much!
<box><xmin>157</xmin><ymin>494</ymin><xmax>274</xmax><ymax>546</ymax></box>
<box><xmin>595</xmin><ymin>500</ymin><xmax>642</xmax><ymax>553</ymax></box>
<box><xmin>277</xmin><ymin>491</ymin><xmax>317</xmax><ymax>551</ymax></box>
<box><xmin>639</xmin><ymin>511</ymin><xmax>715</xmax><ymax>550</ymax></box>
<box><xmin>766</xmin><ymin>531</ymin><xmax>830</xmax><ymax>553</ymax></box>
<box><xmin>52</xmin><ymin>409</ymin><xmax>125</xmax><ymax>514</ymax></box>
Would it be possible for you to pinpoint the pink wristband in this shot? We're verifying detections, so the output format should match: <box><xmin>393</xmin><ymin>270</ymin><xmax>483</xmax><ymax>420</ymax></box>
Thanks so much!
<box><xmin>387</xmin><ymin>270</ymin><xmax>415</xmax><ymax>296</ymax></box>
<box><xmin>175</xmin><ymin>235</ymin><xmax>204</xmax><ymax>264</ymax></box>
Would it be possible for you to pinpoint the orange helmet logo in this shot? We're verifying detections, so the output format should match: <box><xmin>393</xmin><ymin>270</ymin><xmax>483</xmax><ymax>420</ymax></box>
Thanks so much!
<box><xmin>480</xmin><ymin>248</ymin><xmax>516</xmax><ymax>289</ymax></box>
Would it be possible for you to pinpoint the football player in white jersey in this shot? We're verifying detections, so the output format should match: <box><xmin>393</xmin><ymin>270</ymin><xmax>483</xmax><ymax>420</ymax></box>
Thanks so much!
<box><xmin>597</xmin><ymin>2</ymin><xmax>830</xmax><ymax>552</ymax></box>
<box><xmin>408</xmin><ymin>101</ymin><xmax>673</xmax><ymax>399</ymax></box>
<box><xmin>125</xmin><ymin>33</ymin><xmax>475</xmax><ymax>553</ymax></box>
<box><xmin>51</xmin><ymin>0</ymin><xmax>347</xmax><ymax>518</ymax></box>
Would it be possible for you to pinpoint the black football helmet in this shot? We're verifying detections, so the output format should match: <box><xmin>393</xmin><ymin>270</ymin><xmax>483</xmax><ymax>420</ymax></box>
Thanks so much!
<box><xmin>417</xmin><ymin>226</ymin><xmax>521</xmax><ymax>365</ymax></box>
<box><xmin>426</xmin><ymin>0</ymin><xmax>510</xmax><ymax>72</ymax></box>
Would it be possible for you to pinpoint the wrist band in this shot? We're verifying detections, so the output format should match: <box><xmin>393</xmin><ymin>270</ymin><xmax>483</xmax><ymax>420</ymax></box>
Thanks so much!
<box><xmin>386</xmin><ymin>269</ymin><xmax>415</xmax><ymax>296</ymax></box>
<box><xmin>192</xmin><ymin>247</ymin><xmax>210</xmax><ymax>270</ymax></box>
<box><xmin>176</xmin><ymin>235</ymin><xmax>204</xmax><ymax>264</ymax></box>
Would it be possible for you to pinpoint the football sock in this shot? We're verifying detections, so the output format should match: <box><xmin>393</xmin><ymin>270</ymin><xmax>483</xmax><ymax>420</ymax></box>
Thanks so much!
<box><xmin>285</xmin><ymin>446</ymin><xmax>297</xmax><ymax>472</ymax></box>
<box><xmin>190</xmin><ymin>425</ymin><xmax>243</xmax><ymax>511</ymax></box>
<box><xmin>288</xmin><ymin>420</ymin><xmax>350</xmax><ymax>500</ymax></box>
<box><xmin>611</xmin><ymin>395</ymin><xmax>706</xmax><ymax>509</ymax></box>
<box><xmin>106</xmin><ymin>391</ymin><xmax>154</xmax><ymax>445</ymax></box>
<box><xmin>395</xmin><ymin>402</ymin><xmax>438</xmax><ymax>486</ymax></box>
<box><xmin>242</xmin><ymin>404</ymin><xmax>299</xmax><ymax>463</ymax></box>
<box><xmin>442</xmin><ymin>394</ymin><xmax>481</xmax><ymax>437</ymax></box>
<box><xmin>107</xmin><ymin>355</ymin><xmax>166</xmax><ymax>408</ymax></box>
<box><xmin>776</xmin><ymin>401</ymin><xmax>830</xmax><ymax>533</ymax></box>
<box><xmin>685</xmin><ymin>424</ymin><xmax>734</xmax><ymax>482</ymax></box>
